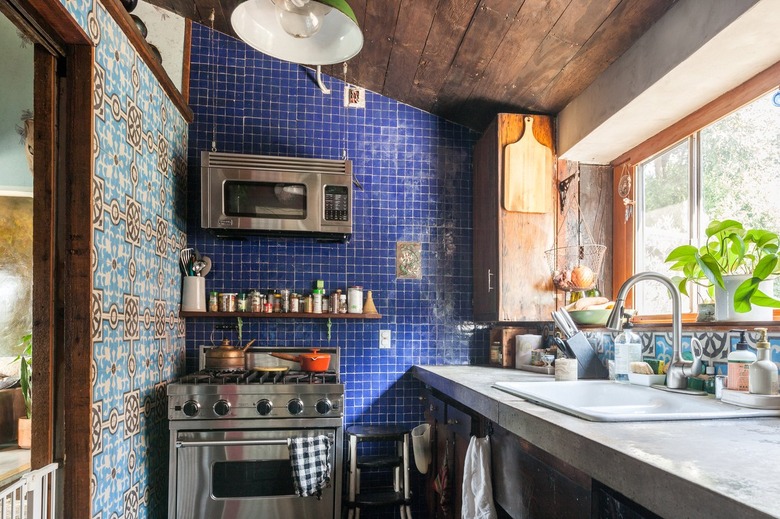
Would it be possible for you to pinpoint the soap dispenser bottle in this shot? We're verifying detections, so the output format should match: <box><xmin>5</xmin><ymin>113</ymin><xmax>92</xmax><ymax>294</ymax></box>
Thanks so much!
<box><xmin>727</xmin><ymin>329</ymin><xmax>756</xmax><ymax>391</ymax></box>
<box><xmin>613</xmin><ymin>314</ymin><xmax>642</xmax><ymax>383</ymax></box>
<box><xmin>749</xmin><ymin>328</ymin><xmax>778</xmax><ymax>395</ymax></box>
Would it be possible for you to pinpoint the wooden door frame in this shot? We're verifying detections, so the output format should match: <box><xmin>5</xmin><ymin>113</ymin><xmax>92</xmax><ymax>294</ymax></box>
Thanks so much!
<box><xmin>2</xmin><ymin>1</ymin><xmax>94</xmax><ymax>517</ymax></box>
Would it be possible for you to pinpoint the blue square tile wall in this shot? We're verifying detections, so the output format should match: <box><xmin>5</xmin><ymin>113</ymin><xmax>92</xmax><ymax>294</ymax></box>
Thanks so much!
<box><xmin>186</xmin><ymin>24</ymin><xmax>481</xmax><ymax>432</ymax></box>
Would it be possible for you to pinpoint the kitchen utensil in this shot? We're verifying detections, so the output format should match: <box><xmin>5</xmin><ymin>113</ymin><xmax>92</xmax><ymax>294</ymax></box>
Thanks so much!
<box><xmin>192</xmin><ymin>260</ymin><xmax>207</xmax><ymax>276</ymax></box>
<box><xmin>204</xmin><ymin>338</ymin><xmax>257</xmax><ymax>369</ymax></box>
<box><xmin>503</xmin><ymin>116</ymin><xmax>553</xmax><ymax>213</ymax></box>
<box><xmin>180</xmin><ymin>248</ymin><xmax>195</xmax><ymax>275</ymax></box>
<box><xmin>269</xmin><ymin>349</ymin><xmax>331</xmax><ymax>372</ymax></box>
<box><xmin>558</xmin><ymin>308</ymin><xmax>580</xmax><ymax>334</ymax></box>
<box><xmin>200</xmin><ymin>256</ymin><xmax>212</xmax><ymax>277</ymax></box>
<box><xmin>551</xmin><ymin>311</ymin><xmax>575</xmax><ymax>338</ymax></box>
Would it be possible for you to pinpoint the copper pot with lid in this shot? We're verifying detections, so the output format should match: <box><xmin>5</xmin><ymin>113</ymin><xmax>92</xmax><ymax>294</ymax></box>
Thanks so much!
<box><xmin>204</xmin><ymin>338</ymin><xmax>256</xmax><ymax>369</ymax></box>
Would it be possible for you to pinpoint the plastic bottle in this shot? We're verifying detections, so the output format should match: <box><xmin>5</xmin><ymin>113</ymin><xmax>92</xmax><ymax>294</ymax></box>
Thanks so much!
<box><xmin>727</xmin><ymin>329</ymin><xmax>756</xmax><ymax>391</ymax></box>
<box><xmin>704</xmin><ymin>362</ymin><xmax>716</xmax><ymax>395</ymax></box>
<box><xmin>749</xmin><ymin>327</ymin><xmax>778</xmax><ymax>395</ymax></box>
<box><xmin>613</xmin><ymin>316</ymin><xmax>642</xmax><ymax>382</ymax></box>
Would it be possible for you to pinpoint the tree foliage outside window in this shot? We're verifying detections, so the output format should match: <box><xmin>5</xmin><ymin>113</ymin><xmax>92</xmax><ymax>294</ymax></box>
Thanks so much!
<box><xmin>637</xmin><ymin>91</ymin><xmax>780</xmax><ymax>314</ymax></box>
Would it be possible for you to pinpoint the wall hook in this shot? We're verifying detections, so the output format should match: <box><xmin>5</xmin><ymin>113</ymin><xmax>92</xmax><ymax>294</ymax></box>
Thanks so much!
<box><xmin>558</xmin><ymin>173</ymin><xmax>576</xmax><ymax>213</ymax></box>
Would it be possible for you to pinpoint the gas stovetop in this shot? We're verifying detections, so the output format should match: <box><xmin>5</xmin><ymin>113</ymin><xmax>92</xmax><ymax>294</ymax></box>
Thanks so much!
<box><xmin>178</xmin><ymin>369</ymin><xmax>339</xmax><ymax>386</ymax></box>
<box><xmin>168</xmin><ymin>347</ymin><xmax>343</xmax><ymax>421</ymax></box>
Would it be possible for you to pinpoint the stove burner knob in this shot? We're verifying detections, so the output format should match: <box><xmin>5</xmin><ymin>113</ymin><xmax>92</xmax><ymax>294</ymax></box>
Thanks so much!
<box><xmin>182</xmin><ymin>400</ymin><xmax>200</xmax><ymax>417</ymax></box>
<box><xmin>213</xmin><ymin>399</ymin><xmax>231</xmax><ymax>416</ymax></box>
<box><xmin>287</xmin><ymin>398</ymin><xmax>304</xmax><ymax>416</ymax></box>
<box><xmin>256</xmin><ymin>399</ymin><xmax>273</xmax><ymax>416</ymax></box>
<box><xmin>315</xmin><ymin>399</ymin><xmax>332</xmax><ymax>414</ymax></box>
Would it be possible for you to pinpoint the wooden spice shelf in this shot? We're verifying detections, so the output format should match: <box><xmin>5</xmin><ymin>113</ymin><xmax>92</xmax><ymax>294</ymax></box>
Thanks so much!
<box><xmin>180</xmin><ymin>311</ymin><xmax>382</xmax><ymax>319</ymax></box>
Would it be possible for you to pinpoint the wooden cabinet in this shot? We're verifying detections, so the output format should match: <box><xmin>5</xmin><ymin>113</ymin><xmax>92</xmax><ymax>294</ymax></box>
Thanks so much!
<box><xmin>473</xmin><ymin>113</ymin><xmax>557</xmax><ymax>321</ymax></box>
<box><xmin>421</xmin><ymin>389</ymin><xmax>482</xmax><ymax>519</ymax></box>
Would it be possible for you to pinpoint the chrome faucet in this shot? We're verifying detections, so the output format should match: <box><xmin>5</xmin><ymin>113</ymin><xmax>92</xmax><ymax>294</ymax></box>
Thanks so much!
<box><xmin>607</xmin><ymin>272</ymin><xmax>701</xmax><ymax>389</ymax></box>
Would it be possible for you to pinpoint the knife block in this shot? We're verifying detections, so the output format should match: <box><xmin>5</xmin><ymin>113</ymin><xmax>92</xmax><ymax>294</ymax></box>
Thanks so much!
<box><xmin>564</xmin><ymin>332</ymin><xmax>609</xmax><ymax>379</ymax></box>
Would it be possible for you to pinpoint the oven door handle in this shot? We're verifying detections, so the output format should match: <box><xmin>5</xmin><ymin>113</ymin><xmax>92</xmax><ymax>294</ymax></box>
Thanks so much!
<box><xmin>176</xmin><ymin>434</ymin><xmax>335</xmax><ymax>449</ymax></box>
<box><xmin>176</xmin><ymin>439</ymin><xmax>291</xmax><ymax>448</ymax></box>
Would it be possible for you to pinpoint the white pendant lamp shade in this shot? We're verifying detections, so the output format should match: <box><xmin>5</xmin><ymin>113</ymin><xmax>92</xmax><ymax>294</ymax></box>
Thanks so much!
<box><xmin>231</xmin><ymin>0</ymin><xmax>363</xmax><ymax>65</ymax></box>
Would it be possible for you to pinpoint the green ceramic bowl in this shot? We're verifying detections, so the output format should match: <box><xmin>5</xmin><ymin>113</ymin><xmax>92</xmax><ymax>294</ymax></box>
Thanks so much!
<box><xmin>567</xmin><ymin>309</ymin><xmax>611</xmax><ymax>326</ymax></box>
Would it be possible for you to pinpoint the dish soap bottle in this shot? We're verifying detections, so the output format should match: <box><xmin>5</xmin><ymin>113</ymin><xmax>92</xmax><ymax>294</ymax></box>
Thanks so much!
<box><xmin>749</xmin><ymin>327</ymin><xmax>778</xmax><ymax>395</ymax></box>
<box><xmin>727</xmin><ymin>329</ymin><xmax>756</xmax><ymax>391</ymax></box>
<box><xmin>614</xmin><ymin>314</ymin><xmax>642</xmax><ymax>382</ymax></box>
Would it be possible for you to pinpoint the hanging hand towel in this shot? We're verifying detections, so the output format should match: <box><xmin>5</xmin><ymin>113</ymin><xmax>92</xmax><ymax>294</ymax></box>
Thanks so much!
<box><xmin>289</xmin><ymin>435</ymin><xmax>332</xmax><ymax>498</ymax></box>
<box><xmin>433</xmin><ymin>441</ymin><xmax>451</xmax><ymax>515</ymax></box>
<box><xmin>461</xmin><ymin>436</ymin><xmax>497</xmax><ymax>519</ymax></box>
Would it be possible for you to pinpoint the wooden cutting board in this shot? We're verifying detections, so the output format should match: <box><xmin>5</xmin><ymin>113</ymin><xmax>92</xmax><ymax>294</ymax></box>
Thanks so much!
<box><xmin>503</xmin><ymin>116</ymin><xmax>553</xmax><ymax>213</ymax></box>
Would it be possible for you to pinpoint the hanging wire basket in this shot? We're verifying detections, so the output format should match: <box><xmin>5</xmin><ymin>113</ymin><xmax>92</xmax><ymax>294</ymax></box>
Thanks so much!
<box><xmin>545</xmin><ymin>244</ymin><xmax>606</xmax><ymax>291</ymax></box>
<box><xmin>545</xmin><ymin>168</ymin><xmax>607</xmax><ymax>292</ymax></box>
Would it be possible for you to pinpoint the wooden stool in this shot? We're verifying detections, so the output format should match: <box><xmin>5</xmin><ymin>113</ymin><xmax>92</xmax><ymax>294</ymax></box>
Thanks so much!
<box><xmin>345</xmin><ymin>425</ymin><xmax>413</xmax><ymax>519</ymax></box>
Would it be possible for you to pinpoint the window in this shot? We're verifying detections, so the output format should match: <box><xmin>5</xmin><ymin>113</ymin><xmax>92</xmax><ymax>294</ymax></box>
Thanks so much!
<box><xmin>634</xmin><ymin>91</ymin><xmax>780</xmax><ymax>315</ymax></box>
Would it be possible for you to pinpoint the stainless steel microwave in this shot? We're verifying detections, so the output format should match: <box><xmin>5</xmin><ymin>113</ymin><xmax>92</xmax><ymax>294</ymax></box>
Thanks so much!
<box><xmin>201</xmin><ymin>151</ymin><xmax>352</xmax><ymax>241</ymax></box>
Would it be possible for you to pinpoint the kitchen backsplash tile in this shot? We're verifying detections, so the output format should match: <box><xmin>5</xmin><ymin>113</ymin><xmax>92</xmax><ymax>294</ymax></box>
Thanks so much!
<box><xmin>186</xmin><ymin>24</ymin><xmax>481</xmax><ymax>437</ymax></box>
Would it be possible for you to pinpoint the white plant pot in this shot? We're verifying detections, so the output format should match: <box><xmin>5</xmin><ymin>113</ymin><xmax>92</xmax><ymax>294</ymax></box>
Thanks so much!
<box><xmin>714</xmin><ymin>275</ymin><xmax>773</xmax><ymax>321</ymax></box>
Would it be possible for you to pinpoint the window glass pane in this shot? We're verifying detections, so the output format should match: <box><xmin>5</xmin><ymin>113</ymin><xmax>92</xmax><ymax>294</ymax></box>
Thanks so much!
<box><xmin>700</xmin><ymin>92</ymin><xmax>780</xmax><ymax>229</ymax></box>
<box><xmin>700</xmin><ymin>91</ymin><xmax>780</xmax><ymax>297</ymax></box>
<box><xmin>637</xmin><ymin>140</ymin><xmax>691</xmax><ymax>314</ymax></box>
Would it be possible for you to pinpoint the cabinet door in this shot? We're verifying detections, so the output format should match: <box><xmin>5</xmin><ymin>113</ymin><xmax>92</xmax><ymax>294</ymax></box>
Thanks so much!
<box><xmin>422</xmin><ymin>390</ymin><xmax>448</xmax><ymax>519</ymax></box>
<box><xmin>491</xmin><ymin>424</ymin><xmax>591</xmax><ymax>518</ymax></box>
<box><xmin>473</xmin><ymin>117</ymin><xmax>500</xmax><ymax>321</ymax></box>
<box><xmin>473</xmin><ymin>113</ymin><xmax>556</xmax><ymax>322</ymax></box>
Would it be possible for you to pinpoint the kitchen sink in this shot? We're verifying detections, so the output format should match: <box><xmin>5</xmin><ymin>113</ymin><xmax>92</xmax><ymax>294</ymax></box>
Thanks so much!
<box><xmin>493</xmin><ymin>380</ymin><xmax>780</xmax><ymax>422</ymax></box>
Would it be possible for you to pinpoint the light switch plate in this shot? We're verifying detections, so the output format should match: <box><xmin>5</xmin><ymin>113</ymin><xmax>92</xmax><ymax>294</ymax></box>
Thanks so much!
<box><xmin>379</xmin><ymin>330</ymin><xmax>391</xmax><ymax>349</ymax></box>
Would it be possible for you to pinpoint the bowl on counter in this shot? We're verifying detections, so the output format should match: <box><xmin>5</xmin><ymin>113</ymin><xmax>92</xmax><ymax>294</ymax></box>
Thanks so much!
<box><xmin>567</xmin><ymin>309</ymin><xmax>611</xmax><ymax>326</ymax></box>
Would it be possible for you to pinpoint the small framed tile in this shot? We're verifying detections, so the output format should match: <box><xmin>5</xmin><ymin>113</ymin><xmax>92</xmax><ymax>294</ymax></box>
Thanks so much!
<box><xmin>396</xmin><ymin>242</ymin><xmax>422</xmax><ymax>279</ymax></box>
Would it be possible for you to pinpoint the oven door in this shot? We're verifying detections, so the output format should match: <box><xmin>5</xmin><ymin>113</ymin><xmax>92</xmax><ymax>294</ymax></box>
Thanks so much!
<box><xmin>174</xmin><ymin>428</ymin><xmax>340</xmax><ymax>519</ymax></box>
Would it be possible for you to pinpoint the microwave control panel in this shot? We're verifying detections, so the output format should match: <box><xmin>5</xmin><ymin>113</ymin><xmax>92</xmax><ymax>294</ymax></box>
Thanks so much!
<box><xmin>324</xmin><ymin>185</ymin><xmax>350</xmax><ymax>222</ymax></box>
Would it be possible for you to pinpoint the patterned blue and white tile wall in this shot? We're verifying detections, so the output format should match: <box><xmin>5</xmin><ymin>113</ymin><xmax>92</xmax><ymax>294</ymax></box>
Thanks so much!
<box><xmin>592</xmin><ymin>328</ymin><xmax>780</xmax><ymax>374</ymax></box>
<box><xmin>186</xmin><ymin>24</ymin><xmax>482</xmax><ymax>430</ymax></box>
<box><xmin>59</xmin><ymin>1</ymin><xmax>188</xmax><ymax>518</ymax></box>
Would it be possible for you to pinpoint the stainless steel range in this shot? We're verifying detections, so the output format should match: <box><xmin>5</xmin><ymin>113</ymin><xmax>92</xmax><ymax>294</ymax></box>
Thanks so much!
<box><xmin>167</xmin><ymin>347</ymin><xmax>344</xmax><ymax>519</ymax></box>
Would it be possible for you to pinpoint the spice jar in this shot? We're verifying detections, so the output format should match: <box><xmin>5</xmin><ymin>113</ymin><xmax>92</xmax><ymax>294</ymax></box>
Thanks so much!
<box><xmin>237</xmin><ymin>292</ymin><xmax>248</xmax><ymax>312</ymax></box>
<box><xmin>281</xmin><ymin>289</ymin><xmax>290</xmax><ymax>313</ymax></box>
<box><xmin>208</xmin><ymin>291</ymin><xmax>219</xmax><ymax>312</ymax></box>
<box><xmin>303</xmin><ymin>294</ymin><xmax>313</xmax><ymax>313</ymax></box>
<box><xmin>347</xmin><ymin>286</ymin><xmax>363</xmax><ymax>314</ymax></box>
<box><xmin>249</xmin><ymin>290</ymin><xmax>262</xmax><ymax>312</ymax></box>
<box><xmin>339</xmin><ymin>293</ymin><xmax>347</xmax><ymax>313</ymax></box>
<box><xmin>218</xmin><ymin>293</ymin><xmax>237</xmax><ymax>312</ymax></box>
<box><xmin>329</xmin><ymin>291</ymin><xmax>340</xmax><ymax>314</ymax></box>
<box><xmin>290</xmin><ymin>293</ymin><xmax>300</xmax><ymax>313</ymax></box>
<box><xmin>312</xmin><ymin>289</ymin><xmax>323</xmax><ymax>314</ymax></box>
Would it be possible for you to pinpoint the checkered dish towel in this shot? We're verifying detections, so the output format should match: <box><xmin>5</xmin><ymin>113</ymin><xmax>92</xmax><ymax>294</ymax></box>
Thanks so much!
<box><xmin>289</xmin><ymin>435</ymin><xmax>332</xmax><ymax>498</ymax></box>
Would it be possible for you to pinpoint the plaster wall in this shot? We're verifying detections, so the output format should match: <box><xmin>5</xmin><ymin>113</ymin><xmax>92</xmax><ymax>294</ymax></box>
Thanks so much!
<box><xmin>558</xmin><ymin>0</ymin><xmax>780</xmax><ymax>163</ymax></box>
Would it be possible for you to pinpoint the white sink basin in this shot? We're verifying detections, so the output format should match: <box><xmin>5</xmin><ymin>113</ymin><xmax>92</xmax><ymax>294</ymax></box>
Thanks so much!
<box><xmin>494</xmin><ymin>380</ymin><xmax>780</xmax><ymax>422</ymax></box>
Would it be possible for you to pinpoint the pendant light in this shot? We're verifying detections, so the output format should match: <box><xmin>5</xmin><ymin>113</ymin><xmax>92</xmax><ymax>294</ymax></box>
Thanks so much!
<box><xmin>231</xmin><ymin>0</ymin><xmax>363</xmax><ymax>66</ymax></box>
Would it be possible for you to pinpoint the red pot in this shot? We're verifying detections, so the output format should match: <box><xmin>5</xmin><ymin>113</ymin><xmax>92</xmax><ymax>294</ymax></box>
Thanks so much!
<box><xmin>269</xmin><ymin>349</ymin><xmax>331</xmax><ymax>372</ymax></box>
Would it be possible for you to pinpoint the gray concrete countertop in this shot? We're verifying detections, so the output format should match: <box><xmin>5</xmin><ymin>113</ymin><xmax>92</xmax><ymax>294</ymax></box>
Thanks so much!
<box><xmin>413</xmin><ymin>365</ymin><xmax>780</xmax><ymax>519</ymax></box>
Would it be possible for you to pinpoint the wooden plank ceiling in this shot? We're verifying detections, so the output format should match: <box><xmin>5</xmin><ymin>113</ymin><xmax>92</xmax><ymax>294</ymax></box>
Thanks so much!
<box><xmin>145</xmin><ymin>0</ymin><xmax>677</xmax><ymax>131</ymax></box>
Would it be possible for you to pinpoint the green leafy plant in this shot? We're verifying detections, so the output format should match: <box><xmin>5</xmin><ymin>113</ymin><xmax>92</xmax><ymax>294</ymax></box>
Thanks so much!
<box><xmin>14</xmin><ymin>333</ymin><xmax>32</xmax><ymax>419</ymax></box>
<box><xmin>665</xmin><ymin>219</ymin><xmax>780</xmax><ymax>313</ymax></box>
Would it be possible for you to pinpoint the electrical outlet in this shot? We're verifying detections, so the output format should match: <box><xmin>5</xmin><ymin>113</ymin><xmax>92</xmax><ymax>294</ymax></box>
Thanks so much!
<box><xmin>379</xmin><ymin>330</ymin><xmax>391</xmax><ymax>349</ymax></box>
